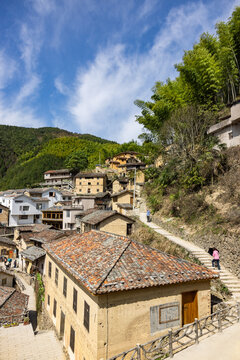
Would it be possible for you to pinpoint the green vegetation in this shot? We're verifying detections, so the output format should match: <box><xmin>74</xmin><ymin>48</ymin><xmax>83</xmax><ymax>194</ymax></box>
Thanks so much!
<box><xmin>35</xmin><ymin>273</ymin><xmax>45</xmax><ymax>313</ymax></box>
<box><xmin>136</xmin><ymin>7</ymin><xmax>240</xmax><ymax>220</ymax></box>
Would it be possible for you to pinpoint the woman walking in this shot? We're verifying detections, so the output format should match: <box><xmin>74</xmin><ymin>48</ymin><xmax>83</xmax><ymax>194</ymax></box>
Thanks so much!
<box><xmin>212</xmin><ymin>248</ymin><xmax>221</xmax><ymax>270</ymax></box>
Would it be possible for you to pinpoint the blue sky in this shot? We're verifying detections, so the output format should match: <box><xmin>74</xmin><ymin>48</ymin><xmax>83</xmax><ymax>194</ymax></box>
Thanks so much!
<box><xmin>0</xmin><ymin>0</ymin><xmax>239</xmax><ymax>142</ymax></box>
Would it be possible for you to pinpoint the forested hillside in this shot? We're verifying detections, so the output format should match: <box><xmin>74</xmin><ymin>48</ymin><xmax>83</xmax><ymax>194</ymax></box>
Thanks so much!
<box><xmin>0</xmin><ymin>126</ymin><xmax>123</xmax><ymax>190</ymax></box>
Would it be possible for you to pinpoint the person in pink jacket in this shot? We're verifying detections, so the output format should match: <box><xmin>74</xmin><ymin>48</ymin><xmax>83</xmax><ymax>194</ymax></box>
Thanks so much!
<box><xmin>212</xmin><ymin>248</ymin><xmax>221</xmax><ymax>270</ymax></box>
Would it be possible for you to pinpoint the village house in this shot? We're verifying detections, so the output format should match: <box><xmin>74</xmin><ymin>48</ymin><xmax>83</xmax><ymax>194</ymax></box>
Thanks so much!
<box><xmin>0</xmin><ymin>286</ymin><xmax>29</xmax><ymax>325</ymax></box>
<box><xmin>79</xmin><ymin>210</ymin><xmax>135</xmax><ymax>236</ymax></box>
<box><xmin>208</xmin><ymin>100</ymin><xmax>240</xmax><ymax>147</ymax></box>
<box><xmin>105</xmin><ymin>151</ymin><xmax>141</xmax><ymax>172</ymax></box>
<box><xmin>63</xmin><ymin>206</ymin><xmax>85</xmax><ymax>230</ymax></box>
<box><xmin>42</xmin><ymin>206</ymin><xmax>63</xmax><ymax>229</ymax></box>
<box><xmin>0</xmin><ymin>236</ymin><xmax>16</xmax><ymax>259</ymax></box>
<box><xmin>13</xmin><ymin>225</ymin><xmax>65</xmax><ymax>273</ymax></box>
<box><xmin>41</xmin><ymin>169</ymin><xmax>73</xmax><ymax>188</ymax></box>
<box><xmin>111</xmin><ymin>190</ymin><xmax>134</xmax><ymax>213</ymax></box>
<box><xmin>24</xmin><ymin>187</ymin><xmax>66</xmax><ymax>208</ymax></box>
<box><xmin>72</xmin><ymin>192</ymin><xmax>111</xmax><ymax>211</ymax></box>
<box><xmin>0</xmin><ymin>268</ymin><xmax>15</xmax><ymax>287</ymax></box>
<box><xmin>74</xmin><ymin>173</ymin><xmax>107</xmax><ymax>195</ymax></box>
<box><xmin>0</xmin><ymin>204</ymin><xmax>9</xmax><ymax>226</ymax></box>
<box><xmin>43</xmin><ymin>230</ymin><xmax>217</xmax><ymax>360</ymax></box>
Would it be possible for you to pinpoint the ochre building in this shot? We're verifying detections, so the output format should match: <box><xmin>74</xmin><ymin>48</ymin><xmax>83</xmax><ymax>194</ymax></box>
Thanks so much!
<box><xmin>43</xmin><ymin>230</ymin><xmax>217</xmax><ymax>360</ymax></box>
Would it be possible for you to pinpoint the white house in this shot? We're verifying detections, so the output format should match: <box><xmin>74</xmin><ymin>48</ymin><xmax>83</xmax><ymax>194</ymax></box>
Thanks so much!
<box><xmin>0</xmin><ymin>194</ymin><xmax>49</xmax><ymax>227</ymax></box>
<box><xmin>208</xmin><ymin>101</ymin><xmax>240</xmax><ymax>147</ymax></box>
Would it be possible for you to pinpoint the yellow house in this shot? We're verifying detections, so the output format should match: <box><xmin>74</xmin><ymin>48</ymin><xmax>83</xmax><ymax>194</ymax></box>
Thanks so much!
<box><xmin>0</xmin><ymin>237</ymin><xmax>16</xmax><ymax>258</ymax></box>
<box><xmin>79</xmin><ymin>210</ymin><xmax>135</xmax><ymax>236</ymax></box>
<box><xmin>43</xmin><ymin>230</ymin><xmax>217</xmax><ymax>360</ymax></box>
<box><xmin>105</xmin><ymin>152</ymin><xmax>140</xmax><ymax>171</ymax></box>
<box><xmin>74</xmin><ymin>173</ymin><xmax>107</xmax><ymax>195</ymax></box>
<box><xmin>111</xmin><ymin>190</ymin><xmax>133</xmax><ymax>211</ymax></box>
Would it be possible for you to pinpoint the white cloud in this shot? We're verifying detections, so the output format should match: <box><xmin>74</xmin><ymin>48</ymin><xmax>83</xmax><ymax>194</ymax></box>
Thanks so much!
<box><xmin>66</xmin><ymin>1</ymin><xmax>227</xmax><ymax>142</ymax></box>
<box><xmin>15</xmin><ymin>75</ymin><xmax>41</xmax><ymax>104</ymax></box>
<box><xmin>54</xmin><ymin>77</ymin><xmax>69</xmax><ymax>96</ymax></box>
<box><xmin>0</xmin><ymin>51</ymin><xmax>16</xmax><ymax>90</ymax></box>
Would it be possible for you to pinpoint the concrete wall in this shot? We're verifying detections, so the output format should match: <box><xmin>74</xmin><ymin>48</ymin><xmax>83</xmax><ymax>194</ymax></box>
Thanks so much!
<box><xmin>75</xmin><ymin>177</ymin><xmax>106</xmax><ymax>195</ymax></box>
<box><xmin>63</xmin><ymin>209</ymin><xmax>84</xmax><ymax>230</ymax></box>
<box><xmin>44</xmin><ymin>253</ymin><xmax>99</xmax><ymax>360</ymax></box>
<box><xmin>42</xmin><ymin>189</ymin><xmax>63</xmax><ymax>207</ymax></box>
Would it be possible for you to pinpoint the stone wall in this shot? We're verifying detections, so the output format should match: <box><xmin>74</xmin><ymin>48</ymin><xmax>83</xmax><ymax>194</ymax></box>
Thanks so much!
<box><xmin>152</xmin><ymin>214</ymin><xmax>240</xmax><ymax>280</ymax></box>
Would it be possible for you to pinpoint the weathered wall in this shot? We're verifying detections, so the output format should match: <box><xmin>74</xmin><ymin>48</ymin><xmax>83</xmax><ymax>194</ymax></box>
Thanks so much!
<box><xmin>97</xmin><ymin>280</ymin><xmax>210</xmax><ymax>359</ymax></box>
<box><xmin>75</xmin><ymin>177</ymin><xmax>106</xmax><ymax>195</ymax></box>
<box><xmin>0</xmin><ymin>272</ymin><xmax>14</xmax><ymax>287</ymax></box>
<box><xmin>98</xmin><ymin>215</ymin><xmax>132</xmax><ymax>236</ymax></box>
<box><xmin>44</xmin><ymin>253</ymin><xmax>99</xmax><ymax>360</ymax></box>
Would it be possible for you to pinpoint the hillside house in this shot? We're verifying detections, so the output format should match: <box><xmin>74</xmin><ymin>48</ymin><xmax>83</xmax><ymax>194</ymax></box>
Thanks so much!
<box><xmin>63</xmin><ymin>207</ymin><xmax>84</xmax><ymax>230</ymax></box>
<box><xmin>42</xmin><ymin>169</ymin><xmax>73</xmax><ymax>188</ymax></box>
<box><xmin>111</xmin><ymin>190</ymin><xmax>133</xmax><ymax>212</ymax></box>
<box><xmin>208</xmin><ymin>100</ymin><xmax>240</xmax><ymax>147</ymax></box>
<box><xmin>105</xmin><ymin>151</ymin><xmax>140</xmax><ymax>171</ymax></box>
<box><xmin>25</xmin><ymin>187</ymin><xmax>65</xmax><ymax>208</ymax></box>
<box><xmin>43</xmin><ymin>230</ymin><xmax>217</xmax><ymax>360</ymax></box>
<box><xmin>74</xmin><ymin>173</ymin><xmax>107</xmax><ymax>195</ymax></box>
<box><xmin>79</xmin><ymin>210</ymin><xmax>135</xmax><ymax>236</ymax></box>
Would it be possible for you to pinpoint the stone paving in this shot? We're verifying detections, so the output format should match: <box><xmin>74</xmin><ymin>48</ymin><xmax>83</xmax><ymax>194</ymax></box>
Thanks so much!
<box><xmin>0</xmin><ymin>324</ymin><xmax>65</xmax><ymax>360</ymax></box>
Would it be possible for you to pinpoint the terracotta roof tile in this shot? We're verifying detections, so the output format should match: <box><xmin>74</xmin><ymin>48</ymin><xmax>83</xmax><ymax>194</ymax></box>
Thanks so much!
<box><xmin>43</xmin><ymin>230</ymin><xmax>218</xmax><ymax>295</ymax></box>
<box><xmin>0</xmin><ymin>286</ymin><xmax>29</xmax><ymax>319</ymax></box>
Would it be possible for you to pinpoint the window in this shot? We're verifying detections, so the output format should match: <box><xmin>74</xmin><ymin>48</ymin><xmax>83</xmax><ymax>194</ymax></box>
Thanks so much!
<box><xmin>70</xmin><ymin>326</ymin><xmax>75</xmax><ymax>353</ymax></box>
<box><xmin>97</xmin><ymin>182</ymin><xmax>99</xmax><ymax>185</ymax></box>
<box><xmin>150</xmin><ymin>302</ymin><xmax>180</xmax><ymax>333</ymax></box>
<box><xmin>63</xmin><ymin>277</ymin><xmax>67</xmax><ymax>297</ymax></box>
<box><xmin>48</xmin><ymin>294</ymin><xmax>50</xmax><ymax>306</ymax></box>
<box><xmin>23</xmin><ymin>206</ymin><xmax>29</xmax><ymax>211</ymax></box>
<box><xmin>15</xmin><ymin>200</ymin><xmax>23</xmax><ymax>203</ymax></box>
<box><xmin>49</xmin><ymin>192</ymin><xmax>55</xmax><ymax>197</ymax></box>
<box><xmin>66</xmin><ymin>210</ymin><xmax>70</xmax><ymax>217</ymax></box>
<box><xmin>88</xmin><ymin>182</ymin><xmax>91</xmax><ymax>185</ymax></box>
<box><xmin>2</xmin><ymin>278</ymin><xmax>7</xmax><ymax>286</ymax></box>
<box><xmin>19</xmin><ymin>215</ymin><xmax>28</xmax><ymax>220</ymax></box>
<box><xmin>48</xmin><ymin>261</ymin><xmax>52</xmax><ymax>278</ymax></box>
<box><xmin>97</xmin><ymin>189</ymin><xmax>99</xmax><ymax>192</ymax></box>
<box><xmin>55</xmin><ymin>268</ymin><xmax>59</xmax><ymax>287</ymax></box>
<box><xmin>0</xmin><ymin>209</ymin><xmax>2</xmax><ymax>214</ymax></box>
<box><xmin>35</xmin><ymin>214</ymin><xmax>40</xmax><ymax>219</ymax></box>
<box><xmin>127</xmin><ymin>223</ymin><xmax>132</xmax><ymax>236</ymax></box>
<box><xmin>84</xmin><ymin>301</ymin><xmax>90</xmax><ymax>332</ymax></box>
<box><xmin>87</xmin><ymin>189</ymin><xmax>91</xmax><ymax>194</ymax></box>
<box><xmin>73</xmin><ymin>288</ymin><xmax>78</xmax><ymax>313</ymax></box>
<box><xmin>36</xmin><ymin>203</ymin><xmax>42</xmax><ymax>210</ymax></box>
<box><xmin>53</xmin><ymin>299</ymin><xmax>57</xmax><ymax>317</ymax></box>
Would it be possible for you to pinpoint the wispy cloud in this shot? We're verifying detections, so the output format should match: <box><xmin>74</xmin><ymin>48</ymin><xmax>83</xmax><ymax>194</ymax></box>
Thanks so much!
<box><xmin>0</xmin><ymin>51</ymin><xmax>16</xmax><ymax>90</ymax></box>
<box><xmin>65</xmin><ymin>0</ymin><xmax>229</xmax><ymax>142</ymax></box>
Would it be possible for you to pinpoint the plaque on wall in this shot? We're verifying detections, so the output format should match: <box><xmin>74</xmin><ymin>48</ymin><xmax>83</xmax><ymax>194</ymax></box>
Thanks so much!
<box><xmin>150</xmin><ymin>301</ymin><xmax>180</xmax><ymax>334</ymax></box>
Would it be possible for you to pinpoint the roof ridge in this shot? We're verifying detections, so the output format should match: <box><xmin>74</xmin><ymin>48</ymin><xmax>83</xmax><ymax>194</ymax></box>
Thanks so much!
<box><xmin>95</xmin><ymin>238</ymin><xmax>132</xmax><ymax>294</ymax></box>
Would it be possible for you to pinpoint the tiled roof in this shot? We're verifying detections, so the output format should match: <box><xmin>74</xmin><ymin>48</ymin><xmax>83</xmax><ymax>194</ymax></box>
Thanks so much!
<box><xmin>44</xmin><ymin>169</ymin><xmax>71</xmax><ymax>174</ymax></box>
<box><xmin>0</xmin><ymin>287</ymin><xmax>15</xmax><ymax>307</ymax></box>
<box><xmin>44</xmin><ymin>206</ymin><xmax>63</xmax><ymax>211</ymax></box>
<box><xmin>0</xmin><ymin>237</ymin><xmax>15</xmax><ymax>246</ymax></box>
<box><xmin>21</xmin><ymin>246</ymin><xmax>46</xmax><ymax>261</ymax></box>
<box><xmin>80</xmin><ymin>210</ymin><xmax>134</xmax><ymax>225</ymax></box>
<box><xmin>75</xmin><ymin>172</ymin><xmax>106</xmax><ymax>179</ymax></box>
<box><xmin>29</xmin><ymin>229</ymin><xmax>65</xmax><ymax>243</ymax></box>
<box><xmin>43</xmin><ymin>230</ymin><xmax>218</xmax><ymax>295</ymax></box>
<box><xmin>0</xmin><ymin>286</ymin><xmax>29</xmax><ymax>318</ymax></box>
<box><xmin>117</xmin><ymin>203</ymin><xmax>133</xmax><ymax>209</ymax></box>
<box><xmin>111</xmin><ymin>190</ymin><xmax>133</xmax><ymax>198</ymax></box>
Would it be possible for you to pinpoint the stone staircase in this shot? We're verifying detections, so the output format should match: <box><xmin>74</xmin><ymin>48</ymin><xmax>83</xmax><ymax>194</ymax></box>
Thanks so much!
<box><xmin>191</xmin><ymin>250</ymin><xmax>240</xmax><ymax>300</ymax></box>
<box><xmin>139</xmin><ymin>212</ymin><xmax>240</xmax><ymax>301</ymax></box>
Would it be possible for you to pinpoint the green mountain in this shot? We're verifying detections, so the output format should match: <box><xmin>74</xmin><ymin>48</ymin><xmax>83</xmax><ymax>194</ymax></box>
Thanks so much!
<box><xmin>0</xmin><ymin>125</ymin><xmax>118</xmax><ymax>190</ymax></box>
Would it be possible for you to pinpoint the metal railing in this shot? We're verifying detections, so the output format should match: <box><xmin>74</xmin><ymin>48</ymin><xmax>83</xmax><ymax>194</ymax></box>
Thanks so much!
<box><xmin>108</xmin><ymin>303</ymin><xmax>240</xmax><ymax>360</ymax></box>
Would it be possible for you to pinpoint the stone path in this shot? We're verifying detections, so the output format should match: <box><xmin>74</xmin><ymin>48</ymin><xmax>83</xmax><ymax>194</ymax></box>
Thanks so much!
<box><xmin>0</xmin><ymin>269</ymin><xmax>66</xmax><ymax>360</ymax></box>
<box><xmin>0</xmin><ymin>324</ymin><xmax>65</xmax><ymax>360</ymax></box>
<box><xmin>139</xmin><ymin>212</ymin><xmax>240</xmax><ymax>300</ymax></box>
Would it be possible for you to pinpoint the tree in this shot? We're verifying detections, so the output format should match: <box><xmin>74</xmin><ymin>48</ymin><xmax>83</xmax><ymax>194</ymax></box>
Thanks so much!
<box><xmin>65</xmin><ymin>150</ymin><xmax>89</xmax><ymax>174</ymax></box>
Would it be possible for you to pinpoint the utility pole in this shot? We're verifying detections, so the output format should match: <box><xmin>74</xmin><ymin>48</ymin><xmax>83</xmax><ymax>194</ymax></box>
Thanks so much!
<box><xmin>133</xmin><ymin>167</ymin><xmax>136</xmax><ymax>210</ymax></box>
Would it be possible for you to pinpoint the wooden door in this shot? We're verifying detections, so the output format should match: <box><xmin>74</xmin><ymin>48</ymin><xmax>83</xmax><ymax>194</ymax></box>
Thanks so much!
<box><xmin>182</xmin><ymin>291</ymin><xmax>198</xmax><ymax>325</ymax></box>
<box><xmin>60</xmin><ymin>310</ymin><xmax>65</xmax><ymax>337</ymax></box>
